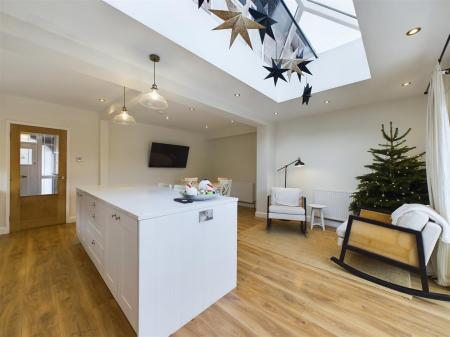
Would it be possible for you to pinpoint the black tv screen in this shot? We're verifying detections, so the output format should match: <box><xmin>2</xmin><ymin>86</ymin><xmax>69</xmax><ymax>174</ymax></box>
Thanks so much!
<box><xmin>149</xmin><ymin>142</ymin><xmax>190</xmax><ymax>168</ymax></box>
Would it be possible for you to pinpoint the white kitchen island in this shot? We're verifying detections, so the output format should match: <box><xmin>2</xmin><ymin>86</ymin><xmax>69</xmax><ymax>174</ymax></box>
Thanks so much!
<box><xmin>76</xmin><ymin>186</ymin><xmax>237</xmax><ymax>337</ymax></box>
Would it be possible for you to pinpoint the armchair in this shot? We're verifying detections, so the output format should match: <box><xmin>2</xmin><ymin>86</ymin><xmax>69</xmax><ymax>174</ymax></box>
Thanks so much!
<box><xmin>267</xmin><ymin>187</ymin><xmax>307</xmax><ymax>236</ymax></box>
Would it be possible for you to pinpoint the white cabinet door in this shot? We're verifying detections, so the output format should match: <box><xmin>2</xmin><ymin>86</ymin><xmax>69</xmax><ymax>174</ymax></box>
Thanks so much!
<box><xmin>117</xmin><ymin>211</ymin><xmax>138</xmax><ymax>331</ymax></box>
<box><xmin>76</xmin><ymin>191</ymin><xmax>84</xmax><ymax>243</ymax></box>
<box><xmin>76</xmin><ymin>191</ymin><xmax>90</xmax><ymax>247</ymax></box>
<box><xmin>103</xmin><ymin>209</ymin><xmax>121</xmax><ymax>298</ymax></box>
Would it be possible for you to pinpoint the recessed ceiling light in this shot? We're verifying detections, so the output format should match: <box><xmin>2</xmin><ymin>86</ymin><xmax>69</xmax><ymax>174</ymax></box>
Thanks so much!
<box><xmin>189</xmin><ymin>107</ymin><xmax>195</xmax><ymax>111</ymax></box>
<box><xmin>274</xmin><ymin>112</ymin><xmax>279</xmax><ymax>115</ymax></box>
<box><xmin>231</xmin><ymin>120</ymin><xmax>235</xmax><ymax>124</ymax></box>
<box><xmin>324</xmin><ymin>100</ymin><xmax>330</xmax><ymax>104</ymax></box>
<box><xmin>165</xmin><ymin>116</ymin><xmax>169</xmax><ymax>120</ymax></box>
<box><xmin>234</xmin><ymin>93</ymin><xmax>241</xmax><ymax>97</ymax></box>
<box><xmin>401</xmin><ymin>81</ymin><xmax>412</xmax><ymax>87</ymax></box>
<box><xmin>98</xmin><ymin>98</ymin><xmax>107</xmax><ymax>102</ymax></box>
<box><xmin>205</xmin><ymin>124</ymin><xmax>209</xmax><ymax>129</ymax></box>
<box><xmin>406</xmin><ymin>27</ymin><xmax>421</xmax><ymax>36</ymax></box>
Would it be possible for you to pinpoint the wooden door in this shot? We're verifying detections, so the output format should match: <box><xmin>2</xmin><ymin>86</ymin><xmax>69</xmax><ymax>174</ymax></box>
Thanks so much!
<box><xmin>10</xmin><ymin>124</ymin><xmax>67</xmax><ymax>232</ymax></box>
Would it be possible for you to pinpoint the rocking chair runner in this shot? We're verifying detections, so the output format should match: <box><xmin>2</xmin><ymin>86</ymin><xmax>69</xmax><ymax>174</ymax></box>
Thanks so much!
<box><xmin>331</xmin><ymin>209</ymin><xmax>450</xmax><ymax>301</ymax></box>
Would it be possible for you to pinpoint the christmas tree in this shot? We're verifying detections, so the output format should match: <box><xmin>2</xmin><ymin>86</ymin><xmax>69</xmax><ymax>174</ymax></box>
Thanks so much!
<box><xmin>349</xmin><ymin>122</ymin><xmax>429</xmax><ymax>214</ymax></box>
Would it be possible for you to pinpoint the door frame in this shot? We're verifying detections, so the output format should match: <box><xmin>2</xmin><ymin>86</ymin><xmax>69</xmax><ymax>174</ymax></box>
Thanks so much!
<box><xmin>4</xmin><ymin>120</ymin><xmax>71</xmax><ymax>234</ymax></box>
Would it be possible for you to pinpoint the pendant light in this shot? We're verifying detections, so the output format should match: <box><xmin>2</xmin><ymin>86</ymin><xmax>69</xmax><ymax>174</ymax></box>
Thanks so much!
<box><xmin>140</xmin><ymin>54</ymin><xmax>169</xmax><ymax>110</ymax></box>
<box><xmin>113</xmin><ymin>86</ymin><xmax>136</xmax><ymax>125</ymax></box>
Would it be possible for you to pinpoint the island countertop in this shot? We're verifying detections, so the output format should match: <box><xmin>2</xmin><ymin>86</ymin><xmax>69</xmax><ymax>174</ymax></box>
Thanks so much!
<box><xmin>77</xmin><ymin>185</ymin><xmax>238</xmax><ymax>221</ymax></box>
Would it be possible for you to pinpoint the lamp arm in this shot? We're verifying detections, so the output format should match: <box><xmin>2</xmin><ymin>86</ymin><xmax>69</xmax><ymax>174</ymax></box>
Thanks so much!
<box><xmin>277</xmin><ymin>159</ymin><xmax>299</xmax><ymax>171</ymax></box>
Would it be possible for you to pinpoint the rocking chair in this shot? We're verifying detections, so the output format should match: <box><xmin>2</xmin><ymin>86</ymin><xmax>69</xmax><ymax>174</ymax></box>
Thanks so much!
<box><xmin>331</xmin><ymin>209</ymin><xmax>450</xmax><ymax>301</ymax></box>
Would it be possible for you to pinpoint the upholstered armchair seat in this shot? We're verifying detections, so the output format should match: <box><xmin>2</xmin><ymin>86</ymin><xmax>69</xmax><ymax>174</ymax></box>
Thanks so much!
<box><xmin>267</xmin><ymin>187</ymin><xmax>307</xmax><ymax>235</ymax></box>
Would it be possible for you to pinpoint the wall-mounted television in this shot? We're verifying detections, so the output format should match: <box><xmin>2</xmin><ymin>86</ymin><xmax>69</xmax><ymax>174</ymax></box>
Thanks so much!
<box><xmin>149</xmin><ymin>142</ymin><xmax>190</xmax><ymax>168</ymax></box>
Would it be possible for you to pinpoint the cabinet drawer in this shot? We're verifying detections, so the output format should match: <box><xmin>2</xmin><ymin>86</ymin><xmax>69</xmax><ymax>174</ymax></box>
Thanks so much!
<box><xmin>86</xmin><ymin>225</ymin><xmax>105</xmax><ymax>272</ymax></box>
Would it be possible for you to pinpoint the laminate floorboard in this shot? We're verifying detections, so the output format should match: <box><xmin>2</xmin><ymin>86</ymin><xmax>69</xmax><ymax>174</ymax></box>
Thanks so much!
<box><xmin>1</xmin><ymin>207</ymin><xmax>449</xmax><ymax>337</ymax></box>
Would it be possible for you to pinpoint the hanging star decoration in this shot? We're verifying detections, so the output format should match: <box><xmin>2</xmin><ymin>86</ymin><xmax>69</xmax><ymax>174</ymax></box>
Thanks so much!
<box><xmin>264</xmin><ymin>58</ymin><xmax>288</xmax><ymax>86</ymax></box>
<box><xmin>251</xmin><ymin>0</ymin><xmax>277</xmax><ymax>16</ymax></box>
<box><xmin>209</xmin><ymin>0</ymin><xmax>265</xmax><ymax>49</ymax></box>
<box><xmin>198</xmin><ymin>0</ymin><xmax>210</xmax><ymax>8</ymax></box>
<box><xmin>278</xmin><ymin>48</ymin><xmax>313</xmax><ymax>82</ymax></box>
<box><xmin>302</xmin><ymin>83</ymin><xmax>312</xmax><ymax>105</ymax></box>
<box><xmin>248</xmin><ymin>1</ymin><xmax>277</xmax><ymax>43</ymax></box>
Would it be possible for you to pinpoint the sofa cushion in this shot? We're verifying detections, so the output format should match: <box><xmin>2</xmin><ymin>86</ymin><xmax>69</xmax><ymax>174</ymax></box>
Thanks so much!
<box><xmin>269</xmin><ymin>204</ymin><xmax>305</xmax><ymax>215</ymax></box>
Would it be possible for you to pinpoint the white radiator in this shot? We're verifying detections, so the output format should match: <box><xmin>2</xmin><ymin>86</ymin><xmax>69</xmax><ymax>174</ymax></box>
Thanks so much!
<box><xmin>231</xmin><ymin>181</ymin><xmax>255</xmax><ymax>204</ymax></box>
<box><xmin>312</xmin><ymin>190</ymin><xmax>351</xmax><ymax>222</ymax></box>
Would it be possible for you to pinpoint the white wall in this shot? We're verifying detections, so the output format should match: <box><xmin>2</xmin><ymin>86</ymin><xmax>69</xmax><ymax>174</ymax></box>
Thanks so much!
<box><xmin>271</xmin><ymin>95</ymin><xmax>427</xmax><ymax>207</ymax></box>
<box><xmin>106</xmin><ymin>122</ymin><xmax>208</xmax><ymax>186</ymax></box>
<box><xmin>206</xmin><ymin>132</ymin><xmax>256</xmax><ymax>183</ymax></box>
<box><xmin>0</xmin><ymin>93</ymin><xmax>100</xmax><ymax>232</ymax></box>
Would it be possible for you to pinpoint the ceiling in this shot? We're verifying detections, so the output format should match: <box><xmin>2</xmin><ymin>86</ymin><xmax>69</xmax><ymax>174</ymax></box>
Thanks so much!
<box><xmin>0</xmin><ymin>0</ymin><xmax>449</xmax><ymax>132</ymax></box>
<box><xmin>103</xmin><ymin>0</ymin><xmax>370</xmax><ymax>102</ymax></box>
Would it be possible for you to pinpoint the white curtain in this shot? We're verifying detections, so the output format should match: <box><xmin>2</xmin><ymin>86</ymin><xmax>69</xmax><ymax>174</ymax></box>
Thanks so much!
<box><xmin>426</xmin><ymin>63</ymin><xmax>450</xmax><ymax>286</ymax></box>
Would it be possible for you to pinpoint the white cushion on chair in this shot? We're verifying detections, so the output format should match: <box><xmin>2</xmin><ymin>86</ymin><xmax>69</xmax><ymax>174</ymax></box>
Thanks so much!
<box><xmin>336</xmin><ymin>221</ymin><xmax>347</xmax><ymax>240</ymax></box>
<box><xmin>269</xmin><ymin>204</ymin><xmax>305</xmax><ymax>215</ymax></box>
<box><xmin>271</xmin><ymin>187</ymin><xmax>301</xmax><ymax>207</ymax></box>
<box><xmin>397</xmin><ymin>211</ymin><xmax>429</xmax><ymax>231</ymax></box>
<box><xmin>422</xmin><ymin>221</ymin><xmax>442</xmax><ymax>264</ymax></box>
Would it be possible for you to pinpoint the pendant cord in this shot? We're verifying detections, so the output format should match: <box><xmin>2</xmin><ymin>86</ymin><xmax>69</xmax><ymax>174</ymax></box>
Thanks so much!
<box><xmin>123</xmin><ymin>86</ymin><xmax>126</xmax><ymax>107</ymax></box>
<box><xmin>153</xmin><ymin>61</ymin><xmax>156</xmax><ymax>85</ymax></box>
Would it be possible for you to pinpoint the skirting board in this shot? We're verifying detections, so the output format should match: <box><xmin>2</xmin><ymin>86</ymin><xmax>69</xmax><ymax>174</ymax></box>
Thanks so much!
<box><xmin>254</xmin><ymin>211</ymin><xmax>341</xmax><ymax>228</ymax></box>
<box><xmin>239</xmin><ymin>201</ymin><xmax>255</xmax><ymax>208</ymax></box>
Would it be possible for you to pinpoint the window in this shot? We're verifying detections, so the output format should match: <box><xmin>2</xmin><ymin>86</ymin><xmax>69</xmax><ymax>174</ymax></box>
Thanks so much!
<box><xmin>20</xmin><ymin>148</ymin><xmax>33</xmax><ymax>165</ymax></box>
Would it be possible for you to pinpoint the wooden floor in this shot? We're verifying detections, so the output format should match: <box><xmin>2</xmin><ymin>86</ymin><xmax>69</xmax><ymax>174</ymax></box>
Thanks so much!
<box><xmin>1</xmin><ymin>208</ymin><xmax>449</xmax><ymax>337</ymax></box>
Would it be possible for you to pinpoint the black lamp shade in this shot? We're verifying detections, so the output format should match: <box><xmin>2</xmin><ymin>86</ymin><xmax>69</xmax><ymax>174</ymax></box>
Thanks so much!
<box><xmin>294</xmin><ymin>158</ymin><xmax>305</xmax><ymax>167</ymax></box>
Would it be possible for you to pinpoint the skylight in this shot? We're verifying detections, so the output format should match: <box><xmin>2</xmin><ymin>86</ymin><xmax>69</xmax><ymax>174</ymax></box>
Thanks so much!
<box><xmin>309</xmin><ymin>0</ymin><xmax>356</xmax><ymax>16</ymax></box>
<box><xmin>299</xmin><ymin>11</ymin><xmax>361</xmax><ymax>54</ymax></box>
<box><xmin>102</xmin><ymin>0</ymin><xmax>371</xmax><ymax>103</ymax></box>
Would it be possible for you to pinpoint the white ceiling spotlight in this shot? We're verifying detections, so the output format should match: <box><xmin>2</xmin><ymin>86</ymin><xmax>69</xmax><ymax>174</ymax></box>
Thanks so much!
<box><xmin>189</xmin><ymin>107</ymin><xmax>195</xmax><ymax>111</ymax></box>
<box><xmin>97</xmin><ymin>98</ymin><xmax>107</xmax><ymax>102</ymax></box>
<box><xmin>406</xmin><ymin>27</ymin><xmax>421</xmax><ymax>36</ymax></box>
<box><xmin>234</xmin><ymin>93</ymin><xmax>241</xmax><ymax>97</ymax></box>
<box><xmin>324</xmin><ymin>100</ymin><xmax>330</xmax><ymax>104</ymax></box>
<box><xmin>113</xmin><ymin>86</ymin><xmax>136</xmax><ymax>126</ymax></box>
<box><xmin>140</xmin><ymin>54</ymin><xmax>169</xmax><ymax>110</ymax></box>
<box><xmin>401</xmin><ymin>81</ymin><xmax>412</xmax><ymax>87</ymax></box>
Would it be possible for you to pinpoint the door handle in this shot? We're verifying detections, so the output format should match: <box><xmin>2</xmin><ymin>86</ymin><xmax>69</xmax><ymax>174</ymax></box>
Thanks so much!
<box><xmin>21</xmin><ymin>175</ymin><xmax>28</xmax><ymax>178</ymax></box>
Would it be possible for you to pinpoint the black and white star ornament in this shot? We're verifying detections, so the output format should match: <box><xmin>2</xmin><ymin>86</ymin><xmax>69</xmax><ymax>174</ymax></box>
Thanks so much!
<box><xmin>302</xmin><ymin>83</ymin><xmax>312</xmax><ymax>105</ymax></box>
<box><xmin>251</xmin><ymin>0</ymin><xmax>277</xmax><ymax>15</ymax></box>
<box><xmin>198</xmin><ymin>0</ymin><xmax>210</xmax><ymax>8</ymax></box>
<box><xmin>248</xmin><ymin>1</ymin><xmax>277</xmax><ymax>43</ymax></box>
<box><xmin>277</xmin><ymin>49</ymin><xmax>313</xmax><ymax>82</ymax></box>
<box><xmin>263</xmin><ymin>58</ymin><xmax>288</xmax><ymax>86</ymax></box>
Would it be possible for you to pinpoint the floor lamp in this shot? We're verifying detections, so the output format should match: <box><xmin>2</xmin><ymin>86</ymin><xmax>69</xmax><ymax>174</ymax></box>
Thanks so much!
<box><xmin>277</xmin><ymin>158</ymin><xmax>305</xmax><ymax>188</ymax></box>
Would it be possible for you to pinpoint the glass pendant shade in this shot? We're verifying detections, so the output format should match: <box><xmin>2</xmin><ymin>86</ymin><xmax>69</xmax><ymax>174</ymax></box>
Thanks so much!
<box><xmin>113</xmin><ymin>86</ymin><xmax>136</xmax><ymax>125</ymax></box>
<box><xmin>113</xmin><ymin>107</ymin><xmax>136</xmax><ymax>125</ymax></box>
<box><xmin>139</xmin><ymin>84</ymin><xmax>168</xmax><ymax>110</ymax></box>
